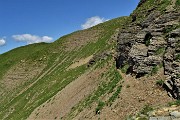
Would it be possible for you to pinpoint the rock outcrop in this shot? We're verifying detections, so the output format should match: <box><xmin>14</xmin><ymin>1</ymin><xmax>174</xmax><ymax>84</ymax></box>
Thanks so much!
<box><xmin>116</xmin><ymin>0</ymin><xmax>180</xmax><ymax>99</ymax></box>
<box><xmin>131</xmin><ymin>105</ymin><xmax>180</xmax><ymax>120</ymax></box>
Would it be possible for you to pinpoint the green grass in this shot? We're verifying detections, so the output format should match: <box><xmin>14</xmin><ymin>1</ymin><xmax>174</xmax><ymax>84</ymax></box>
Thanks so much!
<box><xmin>0</xmin><ymin>14</ymin><xmax>128</xmax><ymax>120</ymax></box>
<box><xmin>95</xmin><ymin>101</ymin><xmax>105</xmax><ymax>114</ymax></box>
<box><xmin>175</xmin><ymin>54</ymin><xmax>180</xmax><ymax>61</ymax></box>
<box><xmin>0</xmin><ymin>61</ymin><xmax>87</xmax><ymax>120</ymax></box>
<box><xmin>163</xmin><ymin>25</ymin><xmax>180</xmax><ymax>34</ymax></box>
<box><xmin>62</xmin><ymin>17</ymin><xmax>130</xmax><ymax>119</ymax></box>
<box><xmin>125</xmin><ymin>115</ymin><xmax>134</xmax><ymax>120</ymax></box>
<box><xmin>156</xmin><ymin>79</ymin><xmax>164</xmax><ymax>86</ymax></box>
<box><xmin>108</xmin><ymin>85</ymin><xmax>122</xmax><ymax>105</ymax></box>
<box><xmin>0</xmin><ymin>39</ymin><xmax>88</xmax><ymax>119</ymax></box>
<box><xmin>145</xmin><ymin>38</ymin><xmax>150</xmax><ymax>46</ymax></box>
<box><xmin>127</xmin><ymin>104</ymin><xmax>153</xmax><ymax>120</ymax></box>
<box><xmin>66</xmin><ymin>61</ymin><xmax>122</xmax><ymax>119</ymax></box>
<box><xmin>132</xmin><ymin>0</ymin><xmax>175</xmax><ymax>24</ymax></box>
<box><xmin>1</xmin><ymin>0</ymin><xmax>178</xmax><ymax>119</ymax></box>
<box><xmin>0</xmin><ymin>43</ymin><xmax>49</xmax><ymax>80</ymax></box>
<box><xmin>176</xmin><ymin>0</ymin><xmax>180</xmax><ymax>6</ymax></box>
<box><xmin>168</xmin><ymin>100</ymin><xmax>180</xmax><ymax>106</ymax></box>
<box><xmin>140</xmin><ymin>105</ymin><xmax>153</xmax><ymax>115</ymax></box>
<box><xmin>155</xmin><ymin>47</ymin><xmax>165</xmax><ymax>55</ymax></box>
<box><xmin>133</xmin><ymin>0</ymin><xmax>156</xmax><ymax>21</ymax></box>
<box><xmin>121</xmin><ymin>64</ymin><xmax>129</xmax><ymax>73</ymax></box>
<box><xmin>138</xmin><ymin>117</ymin><xmax>148</xmax><ymax>120</ymax></box>
<box><xmin>157</xmin><ymin>0</ymin><xmax>171</xmax><ymax>12</ymax></box>
<box><xmin>151</xmin><ymin>65</ymin><xmax>158</xmax><ymax>75</ymax></box>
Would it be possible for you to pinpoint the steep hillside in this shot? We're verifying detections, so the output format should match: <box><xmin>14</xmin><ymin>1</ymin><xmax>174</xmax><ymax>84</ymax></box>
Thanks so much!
<box><xmin>0</xmin><ymin>0</ymin><xmax>179</xmax><ymax>120</ymax></box>
<box><xmin>0</xmin><ymin>15</ymin><xmax>130</xmax><ymax>120</ymax></box>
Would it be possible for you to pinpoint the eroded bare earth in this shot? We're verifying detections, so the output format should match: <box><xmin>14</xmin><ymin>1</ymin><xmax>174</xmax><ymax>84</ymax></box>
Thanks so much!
<box><xmin>28</xmin><ymin>67</ymin><xmax>105</xmax><ymax>120</ymax></box>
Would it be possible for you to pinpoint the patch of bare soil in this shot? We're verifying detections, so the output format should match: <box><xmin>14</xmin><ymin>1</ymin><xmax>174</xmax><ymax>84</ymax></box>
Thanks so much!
<box><xmin>27</xmin><ymin>67</ymin><xmax>105</xmax><ymax>120</ymax></box>
<box><xmin>73</xmin><ymin>68</ymin><xmax>174</xmax><ymax>120</ymax></box>
<box><xmin>67</xmin><ymin>55</ymin><xmax>93</xmax><ymax>70</ymax></box>
<box><xmin>63</xmin><ymin>29</ymin><xmax>102</xmax><ymax>51</ymax></box>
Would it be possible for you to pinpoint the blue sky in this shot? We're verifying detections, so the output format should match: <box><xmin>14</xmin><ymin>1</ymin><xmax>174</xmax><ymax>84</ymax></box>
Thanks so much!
<box><xmin>0</xmin><ymin>0</ymin><xmax>139</xmax><ymax>54</ymax></box>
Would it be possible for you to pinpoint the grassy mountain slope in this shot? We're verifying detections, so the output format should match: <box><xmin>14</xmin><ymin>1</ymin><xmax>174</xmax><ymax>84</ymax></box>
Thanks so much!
<box><xmin>0</xmin><ymin>0</ymin><xmax>179</xmax><ymax>120</ymax></box>
<box><xmin>0</xmin><ymin>16</ymin><xmax>129</xmax><ymax>120</ymax></box>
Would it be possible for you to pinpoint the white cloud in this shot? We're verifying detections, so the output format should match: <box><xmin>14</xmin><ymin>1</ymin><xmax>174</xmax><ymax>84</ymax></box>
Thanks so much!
<box><xmin>0</xmin><ymin>38</ymin><xmax>6</xmax><ymax>46</ymax></box>
<box><xmin>12</xmin><ymin>34</ymin><xmax>53</xmax><ymax>44</ymax></box>
<box><xmin>81</xmin><ymin>16</ymin><xmax>108</xmax><ymax>29</ymax></box>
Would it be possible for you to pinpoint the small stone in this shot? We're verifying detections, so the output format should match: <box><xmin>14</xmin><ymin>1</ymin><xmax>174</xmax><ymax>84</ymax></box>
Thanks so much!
<box><xmin>149</xmin><ymin>117</ymin><xmax>158</xmax><ymax>120</ymax></box>
<box><xmin>139</xmin><ymin>114</ymin><xmax>147</xmax><ymax>117</ymax></box>
<box><xmin>156</xmin><ymin>110</ymin><xmax>165</xmax><ymax>116</ymax></box>
<box><xmin>170</xmin><ymin>111</ymin><xmax>180</xmax><ymax>118</ymax></box>
<box><xmin>148</xmin><ymin>111</ymin><xmax>156</xmax><ymax>116</ymax></box>
<box><xmin>149</xmin><ymin>116</ymin><xmax>171</xmax><ymax>120</ymax></box>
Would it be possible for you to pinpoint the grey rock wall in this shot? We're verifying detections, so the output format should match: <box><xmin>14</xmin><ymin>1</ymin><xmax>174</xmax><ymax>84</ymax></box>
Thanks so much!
<box><xmin>116</xmin><ymin>10</ymin><xmax>180</xmax><ymax>99</ymax></box>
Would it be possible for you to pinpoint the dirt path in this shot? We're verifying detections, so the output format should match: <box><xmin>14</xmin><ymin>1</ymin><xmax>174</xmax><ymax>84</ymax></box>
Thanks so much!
<box><xmin>27</xmin><ymin>68</ymin><xmax>104</xmax><ymax>120</ymax></box>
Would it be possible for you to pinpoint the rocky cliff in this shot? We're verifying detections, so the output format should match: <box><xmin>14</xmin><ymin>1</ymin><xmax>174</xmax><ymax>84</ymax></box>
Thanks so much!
<box><xmin>116</xmin><ymin>0</ymin><xmax>180</xmax><ymax>99</ymax></box>
<box><xmin>0</xmin><ymin>0</ymin><xmax>179</xmax><ymax>120</ymax></box>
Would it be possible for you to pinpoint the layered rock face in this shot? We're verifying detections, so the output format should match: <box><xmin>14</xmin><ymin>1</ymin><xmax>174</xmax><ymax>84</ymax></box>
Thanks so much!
<box><xmin>116</xmin><ymin>3</ymin><xmax>180</xmax><ymax>99</ymax></box>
